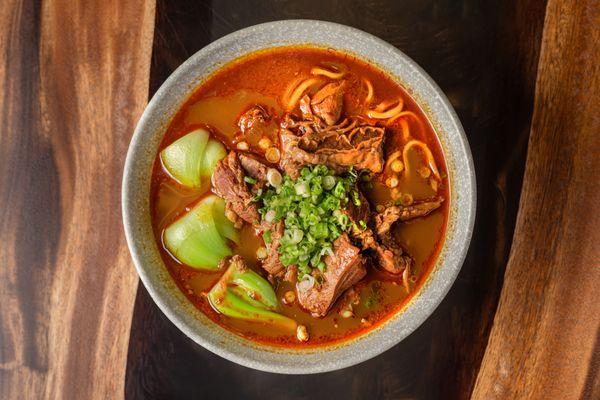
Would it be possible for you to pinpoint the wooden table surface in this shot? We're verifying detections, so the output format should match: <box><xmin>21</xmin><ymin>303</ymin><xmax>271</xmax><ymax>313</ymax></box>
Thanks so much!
<box><xmin>1</xmin><ymin>1</ymin><xmax>598</xmax><ymax>399</ymax></box>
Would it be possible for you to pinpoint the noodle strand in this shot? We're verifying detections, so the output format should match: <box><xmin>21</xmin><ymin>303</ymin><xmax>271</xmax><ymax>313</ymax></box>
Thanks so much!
<box><xmin>285</xmin><ymin>78</ymin><xmax>321</xmax><ymax>110</ymax></box>
<box><xmin>311</xmin><ymin>66</ymin><xmax>345</xmax><ymax>79</ymax></box>
<box><xmin>282</xmin><ymin>76</ymin><xmax>307</xmax><ymax>106</ymax></box>
<box><xmin>363</xmin><ymin>78</ymin><xmax>374</xmax><ymax>105</ymax></box>
<box><xmin>373</xmin><ymin>100</ymin><xmax>396</xmax><ymax>112</ymax></box>
<box><xmin>402</xmin><ymin>140</ymin><xmax>441</xmax><ymax>180</ymax></box>
<box><xmin>387</xmin><ymin>111</ymin><xmax>419</xmax><ymax>124</ymax></box>
<box><xmin>368</xmin><ymin>99</ymin><xmax>404</xmax><ymax>119</ymax></box>
<box><xmin>387</xmin><ymin>111</ymin><xmax>425</xmax><ymax>139</ymax></box>
<box><xmin>399</xmin><ymin>118</ymin><xmax>410</xmax><ymax>141</ymax></box>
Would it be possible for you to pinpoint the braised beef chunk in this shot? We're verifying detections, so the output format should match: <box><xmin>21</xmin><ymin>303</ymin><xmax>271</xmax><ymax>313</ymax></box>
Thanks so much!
<box><xmin>375</xmin><ymin>198</ymin><xmax>443</xmax><ymax>235</ymax></box>
<box><xmin>340</xmin><ymin>187</ymin><xmax>412</xmax><ymax>275</ymax></box>
<box><xmin>296</xmin><ymin>234</ymin><xmax>367</xmax><ymax>317</ymax></box>
<box><xmin>373</xmin><ymin>233</ymin><xmax>413</xmax><ymax>274</ymax></box>
<box><xmin>280</xmin><ymin>117</ymin><xmax>385</xmax><ymax>178</ymax></box>
<box><xmin>310</xmin><ymin>81</ymin><xmax>345</xmax><ymax>125</ymax></box>
<box><xmin>261</xmin><ymin>221</ymin><xmax>286</xmax><ymax>277</ymax></box>
<box><xmin>237</xmin><ymin>105</ymin><xmax>279</xmax><ymax>147</ymax></box>
<box><xmin>339</xmin><ymin>186</ymin><xmax>421</xmax><ymax>275</ymax></box>
<box><xmin>211</xmin><ymin>151</ymin><xmax>260</xmax><ymax>225</ymax></box>
<box><xmin>238</xmin><ymin>153</ymin><xmax>268</xmax><ymax>183</ymax></box>
<box><xmin>279</xmin><ymin>131</ymin><xmax>309</xmax><ymax>179</ymax></box>
<box><xmin>238</xmin><ymin>105</ymin><xmax>270</xmax><ymax>135</ymax></box>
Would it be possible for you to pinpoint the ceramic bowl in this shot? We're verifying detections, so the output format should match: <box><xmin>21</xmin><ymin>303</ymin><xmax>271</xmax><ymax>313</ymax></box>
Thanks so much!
<box><xmin>122</xmin><ymin>20</ymin><xmax>475</xmax><ymax>374</ymax></box>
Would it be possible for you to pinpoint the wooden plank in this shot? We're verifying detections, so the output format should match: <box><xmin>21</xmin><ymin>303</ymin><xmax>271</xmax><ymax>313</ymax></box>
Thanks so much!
<box><xmin>0</xmin><ymin>0</ymin><xmax>155</xmax><ymax>398</ymax></box>
<box><xmin>125</xmin><ymin>1</ymin><xmax>546</xmax><ymax>399</ymax></box>
<box><xmin>472</xmin><ymin>0</ymin><xmax>600</xmax><ymax>398</ymax></box>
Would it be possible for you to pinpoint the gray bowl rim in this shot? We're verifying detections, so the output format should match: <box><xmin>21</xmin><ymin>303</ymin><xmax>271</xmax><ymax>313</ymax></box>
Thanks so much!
<box><xmin>122</xmin><ymin>19</ymin><xmax>476</xmax><ymax>374</ymax></box>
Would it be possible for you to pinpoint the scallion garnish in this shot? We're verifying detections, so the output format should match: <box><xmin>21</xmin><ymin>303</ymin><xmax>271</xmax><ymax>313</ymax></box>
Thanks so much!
<box><xmin>258</xmin><ymin>165</ymin><xmax>357</xmax><ymax>278</ymax></box>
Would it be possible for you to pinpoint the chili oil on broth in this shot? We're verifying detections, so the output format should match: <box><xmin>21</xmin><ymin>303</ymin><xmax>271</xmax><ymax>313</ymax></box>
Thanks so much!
<box><xmin>149</xmin><ymin>46</ymin><xmax>449</xmax><ymax>347</ymax></box>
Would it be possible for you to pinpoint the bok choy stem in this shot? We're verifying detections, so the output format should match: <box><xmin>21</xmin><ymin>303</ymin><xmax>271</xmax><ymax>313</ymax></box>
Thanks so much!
<box><xmin>208</xmin><ymin>256</ymin><xmax>296</xmax><ymax>330</ymax></box>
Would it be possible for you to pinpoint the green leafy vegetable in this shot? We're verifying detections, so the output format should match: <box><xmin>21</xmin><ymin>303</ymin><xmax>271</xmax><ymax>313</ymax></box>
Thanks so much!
<box><xmin>200</xmin><ymin>139</ymin><xmax>227</xmax><ymax>177</ymax></box>
<box><xmin>207</xmin><ymin>257</ymin><xmax>296</xmax><ymax>330</ymax></box>
<box><xmin>209</xmin><ymin>289</ymin><xmax>297</xmax><ymax>330</ymax></box>
<box><xmin>229</xmin><ymin>266</ymin><xmax>279</xmax><ymax>310</ymax></box>
<box><xmin>160</xmin><ymin>129</ymin><xmax>209</xmax><ymax>187</ymax></box>
<box><xmin>211</xmin><ymin>195</ymin><xmax>240</xmax><ymax>244</ymax></box>
<box><xmin>258</xmin><ymin>165</ymin><xmax>357</xmax><ymax>278</ymax></box>
<box><xmin>160</xmin><ymin>129</ymin><xmax>226</xmax><ymax>188</ymax></box>
<box><xmin>163</xmin><ymin>195</ymin><xmax>237</xmax><ymax>270</ymax></box>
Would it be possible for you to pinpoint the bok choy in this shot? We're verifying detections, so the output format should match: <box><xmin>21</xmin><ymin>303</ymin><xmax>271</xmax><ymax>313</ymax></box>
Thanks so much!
<box><xmin>208</xmin><ymin>256</ymin><xmax>296</xmax><ymax>330</ymax></box>
<box><xmin>163</xmin><ymin>195</ymin><xmax>239</xmax><ymax>270</ymax></box>
<box><xmin>160</xmin><ymin>128</ymin><xmax>226</xmax><ymax>188</ymax></box>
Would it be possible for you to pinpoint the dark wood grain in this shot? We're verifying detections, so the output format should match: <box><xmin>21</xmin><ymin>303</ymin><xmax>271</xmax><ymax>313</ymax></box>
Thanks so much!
<box><xmin>126</xmin><ymin>1</ymin><xmax>547</xmax><ymax>399</ymax></box>
<box><xmin>472</xmin><ymin>0</ymin><xmax>600</xmax><ymax>398</ymax></box>
<box><xmin>0</xmin><ymin>0</ymin><xmax>155</xmax><ymax>398</ymax></box>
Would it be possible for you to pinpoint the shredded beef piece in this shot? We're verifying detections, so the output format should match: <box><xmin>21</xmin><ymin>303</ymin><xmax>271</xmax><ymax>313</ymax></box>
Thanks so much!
<box><xmin>237</xmin><ymin>105</ymin><xmax>279</xmax><ymax>148</ymax></box>
<box><xmin>375</xmin><ymin>198</ymin><xmax>444</xmax><ymax>236</ymax></box>
<box><xmin>238</xmin><ymin>105</ymin><xmax>269</xmax><ymax>135</ymax></box>
<box><xmin>261</xmin><ymin>221</ymin><xmax>286</xmax><ymax>277</ymax></box>
<box><xmin>214</xmin><ymin>153</ymin><xmax>285</xmax><ymax>278</ymax></box>
<box><xmin>340</xmin><ymin>186</ymin><xmax>419</xmax><ymax>275</ymax></box>
<box><xmin>296</xmin><ymin>233</ymin><xmax>366</xmax><ymax>317</ymax></box>
<box><xmin>310</xmin><ymin>81</ymin><xmax>345</xmax><ymax>125</ymax></box>
<box><xmin>211</xmin><ymin>151</ymin><xmax>260</xmax><ymax>225</ymax></box>
<box><xmin>279</xmin><ymin>132</ymin><xmax>307</xmax><ymax>179</ymax></box>
<box><xmin>279</xmin><ymin>117</ymin><xmax>385</xmax><ymax>178</ymax></box>
<box><xmin>372</xmin><ymin>233</ymin><xmax>413</xmax><ymax>274</ymax></box>
<box><xmin>238</xmin><ymin>153</ymin><xmax>269</xmax><ymax>182</ymax></box>
<box><xmin>213</xmin><ymin>153</ymin><xmax>286</xmax><ymax>278</ymax></box>
<box><xmin>299</xmin><ymin>95</ymin><xmax>314</xmax><ymax>120</ymax></box>
<box><xmin>230</xmin><ymin>154</ymin><xmax>288</xmax><ymax>277</ymax></box>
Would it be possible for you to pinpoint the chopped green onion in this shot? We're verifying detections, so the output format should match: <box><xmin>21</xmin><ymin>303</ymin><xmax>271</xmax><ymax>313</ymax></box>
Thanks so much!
<box><xmin>294</xmin><ymin>182</ymin><xmax>310</xmax><ymax>197</ymax></box>
<box><xmin>323</xmin><ymin>175</ymin><xmax>336</xmax><ymax>190</ymax></box>
<box><xmin>257</xmin><ymin>165</ymin><xmax>357</xmax><ymax>278</ymax></box>
<box><xmin>244</xmin><ymin>176</ymin><xmax>257</xmax><ymax>185</ymax></box>
<box><xmin>289</xmin><ymin>228</ymin><xmax>304</xmax><ymax>244</ymax></box>
<box><xmin>263</xmin><ymin>230</ymin><xmax>272</xmax><ymax>244</ymax></box>
<box><xmin>265</xmin><ymin>210</ymin><xmax>276</xmax><ymax>223</ymax></box>
<box><xmin>352</xmin><ymin>191</ymin><xmax>361</xmax><ymax>206</ymax></box>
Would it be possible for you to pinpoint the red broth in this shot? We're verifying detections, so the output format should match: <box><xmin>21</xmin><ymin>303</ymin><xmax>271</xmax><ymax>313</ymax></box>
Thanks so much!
<box><xmin>150</xmin><ymin>46</ymin><xmax>449</xmax><ymax>347</ymax></box>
